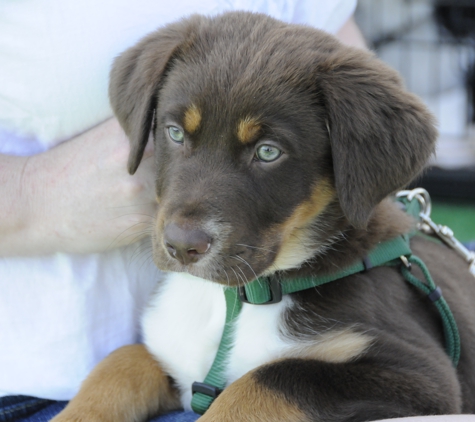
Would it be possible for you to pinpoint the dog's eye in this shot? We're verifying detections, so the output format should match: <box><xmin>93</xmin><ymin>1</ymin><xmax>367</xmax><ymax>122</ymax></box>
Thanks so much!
<box><xmin>167</xmin><ymin>126</ymin><xmax>184</xmax><ymax>144</ymax></box>
<box><xmin>255</xmin><ymin>144</ymin><xmax>282</xmax><ymax>162</ymax></box>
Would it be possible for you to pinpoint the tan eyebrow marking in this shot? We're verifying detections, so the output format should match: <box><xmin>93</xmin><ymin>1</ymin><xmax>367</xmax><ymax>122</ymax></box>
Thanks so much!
<box><xmin>183</xmin><ymin>104</ymin><xmax>202</xmax><ymax>134</ymax></box>
<box><xmin>237</xmin><ymin>117</ymin><xmax>261</xmax><ymax>144</ymax></box>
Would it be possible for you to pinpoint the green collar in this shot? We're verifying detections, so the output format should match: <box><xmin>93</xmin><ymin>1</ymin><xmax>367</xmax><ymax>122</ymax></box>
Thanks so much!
<box><xmin>238</xmin><ymin>235</ymin><xmax>411</xmax><ymax>305</ymax></box>
<box><xmin>190</xmin><ymin>193</ymin><xmax>461</xmax><ymax>415</ymax></box>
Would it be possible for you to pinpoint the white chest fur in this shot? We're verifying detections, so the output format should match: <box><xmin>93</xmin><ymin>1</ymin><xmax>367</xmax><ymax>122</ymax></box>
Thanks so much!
<box><xmin>141</xmin><ymin>273</ymin><xmax>293</xmax><ymax>410</ymax></box>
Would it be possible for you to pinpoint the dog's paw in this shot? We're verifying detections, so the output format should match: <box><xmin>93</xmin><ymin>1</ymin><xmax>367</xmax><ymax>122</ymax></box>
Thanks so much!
<box><xmin>196</xmin><ymin>372</ymin><xmax>306</xmax><ymax>422</ymax></box>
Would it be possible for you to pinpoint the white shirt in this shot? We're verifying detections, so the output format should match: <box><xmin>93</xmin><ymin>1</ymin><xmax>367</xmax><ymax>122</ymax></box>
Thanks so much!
<box><xmin>0</xmin><ymin>0</ymin><xmax>356</xmax><ymax>400</ymax></box>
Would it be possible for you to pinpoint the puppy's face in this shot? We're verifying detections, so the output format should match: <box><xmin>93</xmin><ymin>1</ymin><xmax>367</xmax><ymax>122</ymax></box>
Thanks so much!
<box><xmin>109</xmin><ymin>12</ymin><xmax>437</xmax><ymax>286</ymax></box>
<box><xmin>151</xmin><ymin>54</ymin><xmax>335</xmax><ymax>284</ymax></box>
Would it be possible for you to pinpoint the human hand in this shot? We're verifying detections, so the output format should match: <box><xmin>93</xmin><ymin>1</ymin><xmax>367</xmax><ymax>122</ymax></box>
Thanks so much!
<box><xmin>2</xmin><ymin>118</ymin><xmax>157</xmax><ymax>255</ymax></box>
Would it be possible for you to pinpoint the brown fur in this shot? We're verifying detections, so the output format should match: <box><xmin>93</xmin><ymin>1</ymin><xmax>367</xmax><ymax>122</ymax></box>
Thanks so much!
<box><xmin>51</xmin><ymin>345</ymin><xmax>180</xmax><ymax>422</ymax></box>
<box><xmin>200</xmin><ymin>370</ymin><xmax>307</xmax><ymax>422</ymax></box>
<box><xmin>56</xmin><ymin>11</ymin><xmax>475</xmax><ymax>422</ymax></box>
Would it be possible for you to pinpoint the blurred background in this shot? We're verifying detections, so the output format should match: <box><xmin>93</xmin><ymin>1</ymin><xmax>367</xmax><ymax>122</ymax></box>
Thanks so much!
<box><xmin>355</xmin><ymin>0</ymin><xmax>475</xmax><ymax>244</ymax></box>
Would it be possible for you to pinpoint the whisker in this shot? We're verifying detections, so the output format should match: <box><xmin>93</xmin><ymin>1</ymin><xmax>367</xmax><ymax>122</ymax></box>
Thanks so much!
<box><xmin>132</xmin><ymin>244</ymin><xmax>155</xmax><ymax>271</ymax></box>
<box><xmin>124</xmin><ymin>229</ymin><xmax>153</xmax><ymax>243</ymax></box>
<box><xmin>234</xmin><ymin>262</ymin><xmax>250</xmax><ymax>285</ymax></box>
<box><xmin>232</xmin><ymin>255</ymin><xmax>259</xmax><ymax>282</ymax></box>
<box><xmin>106</xmin><ymin>212</ymin><xmax>155</xmax><ymax>221</ymax></box>
<box><xmin>221</xmin><ymin>266</ymin><xmax>231</xmax><ymax>288</ymax></box>
<box><xmin>217</xmin><ymin>264</ymin><xmax>242</xmax><ymax>322</ymax></box>
<box><xmin>121</xmin><ymin>239</ymin><xmax>156</xmax><ymax>275</ymax></box>
<box><xmin>229</xmin><ymin>266</ymin><xmax>244</xmax><ymax>288</ymax></box>
<box><xmin>107</xmin><ymin>219</ymin><xmax>155</xmax><ymax>250</ymax></box>
<box><xmin>234</xmin><ymin>263</ymin><xmax>248</xmax><ymax>286</ymax></box>
<box><xmin>107</xmin><ymin>202</ymin><xmax>157</xmax><ymax>210</ymax></box>
<box><xmin>236</xmin><ymin>243</ymin><xmax>276</xmax><ymax>254</ymax></box>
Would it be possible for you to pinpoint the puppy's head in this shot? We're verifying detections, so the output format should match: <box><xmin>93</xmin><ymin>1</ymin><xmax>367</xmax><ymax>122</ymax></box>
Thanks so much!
<box><xmin>110</xmin><ymin>12</ymin><xmax>436</xmax><ymax>285</ymax></box>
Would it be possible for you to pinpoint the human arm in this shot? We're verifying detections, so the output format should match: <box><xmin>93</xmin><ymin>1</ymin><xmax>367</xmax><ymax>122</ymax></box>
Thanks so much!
<box><xmin>0</xmin><ymin>118</ymin><xmax>157</xmax><ymax>256</ymax></box>
<box><xmin>336</xmin><ymin>16</ymin><xmax>367</xmax><ymax>49</ymax></box>
<box><xmin>0</xmin><ymin>13</ymin><xmax>364</xmax><ymax>258</ymax></box>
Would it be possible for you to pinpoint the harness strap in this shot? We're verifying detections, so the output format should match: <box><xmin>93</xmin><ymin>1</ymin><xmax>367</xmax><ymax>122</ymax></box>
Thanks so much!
<box><xmin>240</xmin><ymin>236</ymin><xmax>412</xmax><ymax>305</ymax></box>
<box><xmin>190</xmin><ymin>191</ymin><xmax>461</xmax><ymax>414</ymax></box>
<box><xmin>191</xmin><ymin>288</ymin><xmax>242</xmax><ymax>414</ymax></box>
<box><xmin>401</xmin><ymin>255</ymin><xmax>460</xmax><ymax>365</ymax></box>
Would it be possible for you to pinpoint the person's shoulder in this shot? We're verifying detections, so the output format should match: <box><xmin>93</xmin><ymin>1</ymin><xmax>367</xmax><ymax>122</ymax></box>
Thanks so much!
<box><xmin>224</xmin><ymin>0</ymin><xmax>357</xmax><ymax>32</ymax></box>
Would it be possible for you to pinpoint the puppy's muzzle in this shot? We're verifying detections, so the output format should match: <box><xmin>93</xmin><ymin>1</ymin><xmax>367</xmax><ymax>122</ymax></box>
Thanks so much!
<box><xmin>164</xmin><ymin>223</ymin><xmax>212</xmax><ymax>265</ymax></box>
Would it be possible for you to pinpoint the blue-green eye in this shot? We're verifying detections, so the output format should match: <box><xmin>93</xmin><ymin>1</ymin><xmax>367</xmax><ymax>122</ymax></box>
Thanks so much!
<box><xmin>167</xmin><ymin>126</ymin><xmax>184</xmax><ymax>144</ymax></box>
<box><xmin>255</xmin><ymin>144</ymin><xmax>282</xmax><ymax>162</ymax></box>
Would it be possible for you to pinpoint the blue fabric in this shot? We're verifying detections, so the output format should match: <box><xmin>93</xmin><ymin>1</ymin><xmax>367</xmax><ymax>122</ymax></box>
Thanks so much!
<box><xmin>3</xmin><ymin>241</ymin><xmax>474</xmax><ymax>420</ymax></box>
<box><xmin>0</xmin><ymin>396</ymin><xmax>200</xmax><ymax>422</ymax></box>
<box><xmin>0</xmin><ymin>396</ymin><xmax>55</xmax><ymax>422</ymax></box>
<box><xmin>150</xmin><ymin>410</ymin><xmax>200</xmax><ymax>422</ymax></box>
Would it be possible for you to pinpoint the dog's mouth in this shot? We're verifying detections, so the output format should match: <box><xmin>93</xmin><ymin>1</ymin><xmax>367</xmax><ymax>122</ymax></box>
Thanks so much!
<box><xmin>155</xmin><ymin>246</ymin><xmax>273</xmax><ymax>287</ymax></box>
<box><xmin>151</xmin><ymin>218</ymin><xmax>280</xmax><ymax>287</ymax></box>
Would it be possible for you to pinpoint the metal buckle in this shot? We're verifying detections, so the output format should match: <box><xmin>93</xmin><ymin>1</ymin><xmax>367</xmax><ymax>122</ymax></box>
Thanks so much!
<box><xmin>238</xmin><ymin>278</ymin><xmax>283</xmax><ymax>304</ymax></box>
<box><xmin>397</xmin><ymin>188</ymin><xmax>475</xmax><ymax>278</ymax></box>
<box><xmin>400</xmin><ymin>255</ymin><xmax>412</xmax><ymax>270</ymax></box>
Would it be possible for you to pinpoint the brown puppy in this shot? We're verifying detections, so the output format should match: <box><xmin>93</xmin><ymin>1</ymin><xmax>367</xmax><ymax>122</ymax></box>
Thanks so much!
<box><xmin>53</xmin><ymin>12</ymin><xmax>475</xmax><ymax>422</ymax></box>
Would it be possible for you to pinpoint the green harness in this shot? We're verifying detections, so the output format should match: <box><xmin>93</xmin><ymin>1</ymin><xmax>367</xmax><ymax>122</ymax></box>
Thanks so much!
<box><xmin>190</xmin><ymin>189</ymin><xmax>467</xmax><ymax>415</ymax></box>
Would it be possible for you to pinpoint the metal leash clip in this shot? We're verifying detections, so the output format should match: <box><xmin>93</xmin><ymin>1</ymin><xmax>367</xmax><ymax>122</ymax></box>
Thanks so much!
<box><xmin>397</xmin><ymin>188</ymin><xmax>475</xmax><ymax>278</ymax></box>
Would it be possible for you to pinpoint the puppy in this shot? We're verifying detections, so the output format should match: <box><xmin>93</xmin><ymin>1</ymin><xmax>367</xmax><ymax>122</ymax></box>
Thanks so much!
<box><xmin>53</xmin><ymin>12</ymin><xmax>475</xmax><ymax>422</ymax></box>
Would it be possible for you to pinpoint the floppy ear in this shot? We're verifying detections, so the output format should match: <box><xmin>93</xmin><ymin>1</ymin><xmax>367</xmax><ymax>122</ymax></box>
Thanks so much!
<box><xmin>109</xmin><ymin>16</ymin><xmax>202</xmax><ymax>174</ymax></box>
<box><xmin>318</xmin><ymin>48</ymin><xmax>437</xmax><ymax>228</ymax></box>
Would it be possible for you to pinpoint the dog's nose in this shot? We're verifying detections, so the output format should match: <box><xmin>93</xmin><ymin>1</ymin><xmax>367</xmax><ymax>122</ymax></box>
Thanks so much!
<box><xmin>163</xmin><ymin>223</ymin><xmax>211</xmax><ymax>265</ymax></box>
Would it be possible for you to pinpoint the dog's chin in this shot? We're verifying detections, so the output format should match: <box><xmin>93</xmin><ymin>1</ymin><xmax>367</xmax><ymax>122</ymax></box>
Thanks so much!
<box><xmin>152</xmin><ymin>249</ymin><xmax>270</xmax><ymax>287</ymax></box>
<box><xmin>160</xmin><ymin>266</ymin><xmax>256</xmax><ymax>287</ymax></box>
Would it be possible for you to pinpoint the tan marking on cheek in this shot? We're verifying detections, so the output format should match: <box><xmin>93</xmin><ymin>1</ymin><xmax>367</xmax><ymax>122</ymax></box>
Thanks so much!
<box><xmin>201</xmin><ymin>370</ymin><xmax>306</xmax><ymax>422</ymax></box>
<box><xmin>290</xmin><ymin>328</ymin><xmax>373</xmax><ymax>363</ymax></box>
<box><xmin>237</xmin><ymin>117</ymin><xmax>261</xmax><ymax>144</ymax></box>
<box><xmin>268</xmin><ymin>180</ymin><xmax>335</xmax><ymax>272</ymax></box>
<box><xmin>288</xmin><ymin>179</ymin><xmax>335</xmax><ymax>227</ymax></box>
<box><xmin>183</xmin><ymin>104</ymin><xmax>201</xmax><ymax>134</ymax></box>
